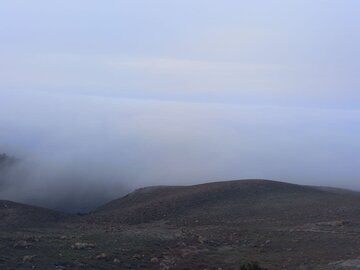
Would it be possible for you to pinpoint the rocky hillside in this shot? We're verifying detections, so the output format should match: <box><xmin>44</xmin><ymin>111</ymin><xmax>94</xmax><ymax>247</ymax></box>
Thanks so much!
<box><xmin>91</xmin><ymin>179</ymin><xmax>360</xmax><ymax>225</ymax></box>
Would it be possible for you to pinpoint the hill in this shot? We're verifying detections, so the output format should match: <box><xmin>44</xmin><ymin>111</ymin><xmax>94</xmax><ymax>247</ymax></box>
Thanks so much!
<box><xmin>92</xmin><ymin>179</ymin><xmax>360</xmax><ymax>225</ymax></box>
<box><xmin>0</xmin><ymin>200</ymin><xmax>70</xmax><ymax>227</ymax></box>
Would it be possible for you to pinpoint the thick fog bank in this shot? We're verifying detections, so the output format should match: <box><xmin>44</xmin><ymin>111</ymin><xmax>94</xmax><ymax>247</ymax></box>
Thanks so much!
<box><xmin>0</xmin><ymin>90</ymin><xmax>360</xmax><ymax>212</ymax></box>
<box><xmin>0</xmin><ymin>152</ymin><xmax>129</xmax><ymax>213</ymax></box>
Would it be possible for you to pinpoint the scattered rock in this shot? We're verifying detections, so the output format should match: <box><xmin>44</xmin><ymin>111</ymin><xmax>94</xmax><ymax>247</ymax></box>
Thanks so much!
<box><xmin>316</xmin><ymin>220</ymin><xmax>350</xmax><ymax>227</ymax></box>
<box><xmin>14</xmin><ymin>240</ymin><xmax>33</xmax><ymax>249</ymax></box>
<box><xmin>71</xmin><ymin>242</ymin><xmax>96</xmax><ymax>250</ymax></box>
<box><xmin>330</xmin><ymin>259</ymin><xmax>360</xmax><ymax>267</ymax></box>
<box><xmin>197</xmin><ymin>235</ymin><xmax>206</xmax><ymax>244</ymax></box>
<box><xmin>150</xmin><ymin>257</ymin><xmax>159</xmax><ymax>263</ymax></box>
<box><xmin>113</xmin><ymin>258</ymin><xmax>121</xmax><ymax>264</ymax></box>
<box><xmin>22</xmin><ymin>255</ymin><xmax>36</xmax><ymax>263</ymax></box>
<box><xmin>94</xmin><ymin>253</ymin><xmax>108</xmax><ymax>260</ymax></box>
<box><xmin>24</xmin><ymin>236</ymin><xmax>41</xmax><ymax>242</ymax></box>
<box><xmin>260</xmin><ymin>239</ymin><xmax>271</xmax><ymax>247</ymax></box>
<box><xmin>160</xmin><ymin>256</ymin><xmax>176</xmax><ymax>270</ymax></box>
<box><xmin>133</xmin><ymin>254</ymin><xmax>142</xmax><ymax>260</ymax></box>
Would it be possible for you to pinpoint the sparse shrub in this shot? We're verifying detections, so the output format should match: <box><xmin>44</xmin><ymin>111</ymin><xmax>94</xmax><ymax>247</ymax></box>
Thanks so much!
<box><xmin>240</xmin><ymin>262</ymin><xmax>268</xmax><ymax>270</ymax></box>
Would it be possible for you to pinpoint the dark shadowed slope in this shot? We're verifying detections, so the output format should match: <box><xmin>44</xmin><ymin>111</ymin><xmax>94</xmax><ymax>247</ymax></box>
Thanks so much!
<box><xmin>91</xmin><ymin>179</ymin><xmax>360</xmax><ymax>225</ymax></box>
<box><xmin>0</xmin><ymin>200</ymin><xmax>70</xmax><ymax>227</ymax></box>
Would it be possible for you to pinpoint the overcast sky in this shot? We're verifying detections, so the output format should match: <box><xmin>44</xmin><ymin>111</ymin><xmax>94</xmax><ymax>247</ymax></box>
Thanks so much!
<box><xmin>0</xmin><ymin>1</ymin><xmax>359</xmax><ymax>210</ymax></box>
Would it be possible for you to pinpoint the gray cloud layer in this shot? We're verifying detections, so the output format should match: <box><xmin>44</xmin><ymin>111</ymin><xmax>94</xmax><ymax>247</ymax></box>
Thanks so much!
<box><xmin>1</xmin><ymin>90</ymin><xmax>360</xmax><ymax>212</ymax></box>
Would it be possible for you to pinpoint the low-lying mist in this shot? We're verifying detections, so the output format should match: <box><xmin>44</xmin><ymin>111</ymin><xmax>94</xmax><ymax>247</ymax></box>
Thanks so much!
<box><xmin>0</xmin><ymin>153</ymin><xmax>128</xmax><ymax>213</ymax></box>
<box><xmin>1</xmin><ymin>90</ymin><xmax>360</xmax><ymax>212</ymax></box>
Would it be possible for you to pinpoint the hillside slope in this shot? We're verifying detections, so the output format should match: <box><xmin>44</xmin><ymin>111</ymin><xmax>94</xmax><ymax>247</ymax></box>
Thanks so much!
<box><xmin>92</xmin><ymin>179</ymin><xmax>360</xmax><ymax>225</ymax></box>
<box><xmin>0</xmin><ymin>200</ymin><xmax>70</xmax><ymax>227</ymax></box>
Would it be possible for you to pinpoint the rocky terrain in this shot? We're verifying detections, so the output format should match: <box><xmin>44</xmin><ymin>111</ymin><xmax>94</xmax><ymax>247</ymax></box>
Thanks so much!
<box><xmin>2</xmin><ymin>179</ymin><xmax>360</xmax><ymax>269</ymax></box>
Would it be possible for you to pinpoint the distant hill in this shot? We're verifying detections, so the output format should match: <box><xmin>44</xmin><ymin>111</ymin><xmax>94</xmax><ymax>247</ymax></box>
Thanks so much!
<box><xmin>0</xmin><ymin>200</ymin><xmax>70</xmax><ymax>227</ymax></box>
<box><xmin>91</xmin><ymin>179</ymin><xmax>360</xmax><ymax>225</ymax></box>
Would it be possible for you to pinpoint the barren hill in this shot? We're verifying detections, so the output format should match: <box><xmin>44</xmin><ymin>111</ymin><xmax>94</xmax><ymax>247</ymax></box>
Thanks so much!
<box><xmin>0</xmin><ymin>200</ymin><xmax>70</xmax><ymax>227</ymax></box>
<box><xmin>92</xmin><ymin>179</ymin><xmax>360</xmax><ymax>225</ymax></box>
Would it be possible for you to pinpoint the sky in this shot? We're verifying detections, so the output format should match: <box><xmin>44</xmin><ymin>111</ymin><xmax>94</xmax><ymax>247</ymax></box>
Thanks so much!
<box><xmin>0</xmin><ymin>1</ymin><xmax>360</xmax><ymax>211</ymax></box>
